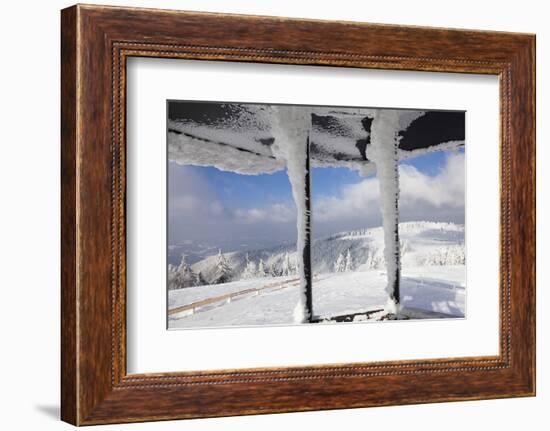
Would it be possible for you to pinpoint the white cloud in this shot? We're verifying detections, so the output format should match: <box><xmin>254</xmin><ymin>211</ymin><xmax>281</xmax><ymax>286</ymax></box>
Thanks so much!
<box><xmin>234</xmin><ymin>202</ymin><xmax>296</xmax><ymax>224</ymax></box>
<box><xmin>168</xmin><ymin>154</ymin><xmax>465</xmax><ymax>247</ymax></box>
<box><xmin>314</xmin><ymin>152</ymin><xmax>465</xmax><ymax>225</ymax></box>
<box><xmin>170</xmin><ymin>194</ymin><xmax>200</xmax><ymax>212</ymax></box>
<box><xmin>168</xmin><ymin>163</ymin><xmax>297</xmax><ymax>247</ymax></box>
<box><xmin>399</xmin><ymin>152</ymin><xmax>465</xmax><ymax>211</ymax></box>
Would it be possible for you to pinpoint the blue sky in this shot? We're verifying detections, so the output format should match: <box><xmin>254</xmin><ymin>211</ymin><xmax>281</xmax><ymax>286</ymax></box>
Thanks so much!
<box><xmin>313</xmin><ymin>148</ymin><xmax>464</xmax><ymax>199</ymax></box>
<box><xmin>188</xmin><ymin>167</ymin><xmax>294</xmax><ymax>210</ymax></box>
<box><xmin>401</xmin><ymin>149</ymin><xmax>462</xmax><ymax>176</ymax></box>
<box><xmin>178</xmin><ymin>148</ymin><xmax>463</xmax><ymax>208</ymax></box>
<box><xmin>168</xmin><ymin>148</ymin><xmax>465</xmax><ymax>250</ymax></box>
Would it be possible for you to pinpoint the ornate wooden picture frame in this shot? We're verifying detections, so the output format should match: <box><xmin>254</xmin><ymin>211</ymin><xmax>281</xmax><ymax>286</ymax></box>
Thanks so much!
<box><xmin>61</xmin><ymin>4</ymin><xmax>535</xmax><ymax>425</ymax></box>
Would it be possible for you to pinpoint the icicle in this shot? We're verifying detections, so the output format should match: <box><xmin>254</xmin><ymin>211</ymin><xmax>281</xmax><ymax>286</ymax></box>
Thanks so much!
<box><xmin>270</xmin><ymin>106</ymin><xmax>312</xmax><ymax>323</ymax></box>
<box><xmin>366</xmin><ymin>110</ymin><xmax>401</xmax><ymax>314</ymax></box>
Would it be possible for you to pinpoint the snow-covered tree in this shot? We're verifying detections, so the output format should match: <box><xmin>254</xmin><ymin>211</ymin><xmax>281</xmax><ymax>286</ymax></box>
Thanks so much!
<box><xmin>400</xmin><ymin>239</ymin><xmax>410</xmax><ymax>255</ymax></box>
<box><xmin>269</xmin><ymin>261</ymin><xmax>280</xmax><ymax>277</ymax></box>
<box><xmin>423</xmin><ymin>244</ymin><xmax>465</xmax><ymax>266</ymax></box>
<box><xmin>176</xmin><ymin>255</ymin><xmax>189</xmax><ymax>272</ymax></box>
<box><xmin>194</xmin><ymin>271</ymin><xmax>207</xmax><ymax>286</ymax></box>
<box><xmin>168</xmin><ymin>255</ymin><xmax>198</xmax><ymax>290</ymax></box>
<box><xmin>212</xmin><ymin>249</ymin><xmax>232</xmax><ymax>284</ymax></box>
<box><xmin>257</xmin><ymin>258</ymin><xmax>267</xmax><ymax>277</ymax></box>
<box><xmin>241</xmin><ymin>253</ymin><xmax>258</xmax><ymax>279</ymax></box>
<box><xmin>167</xmin><ymin>265</ymin><xmax>179</xmax><ymax>291</ymax></box>
<box><xmin>365</xmin><ymin>249</ymin><xmax>383</xmax><ymax>270</ymax></box>
<box><xmin>281</xmin><ymin>251</ymin><xmax>296</xmax><ymax>276</ymax></box>
<box><xmin>344</xmin><ymin>249</ymin><xmax>353</xmax><ymax>272</ymax></box>
<box><xmin>334</xmin><ymin>252</ymin><xmax>345</xmax><ymax>272</ymax></box>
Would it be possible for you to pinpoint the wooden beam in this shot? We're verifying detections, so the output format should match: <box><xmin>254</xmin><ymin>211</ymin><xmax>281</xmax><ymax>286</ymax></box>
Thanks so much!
<box><xmin>304</xmin><ymin>132</ymin><xmax>313</xmax><ymax>321</ymax></box>
<box><xmin>392</xmin><ymin>141</ymin><xmax>401</xmax><ymax>305</ymax></box>
<box><xmin>168</xmin><ymin>128</ymin><xmax>277</xmax><ymax>159</ymax></box>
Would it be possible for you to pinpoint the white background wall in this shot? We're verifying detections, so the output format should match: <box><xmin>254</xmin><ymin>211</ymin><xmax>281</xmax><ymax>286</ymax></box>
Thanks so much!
<box><xmin>0</xmin><ymin>0</ymin><xmax>546</xmax><ymax>429</ymax></box>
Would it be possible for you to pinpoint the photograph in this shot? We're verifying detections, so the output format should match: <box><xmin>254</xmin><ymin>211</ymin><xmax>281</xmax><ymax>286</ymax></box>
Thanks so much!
<box><xmin>166</xmin><ymin>101</ymin><xmax>465</xmax><ymax>328</ymax></box>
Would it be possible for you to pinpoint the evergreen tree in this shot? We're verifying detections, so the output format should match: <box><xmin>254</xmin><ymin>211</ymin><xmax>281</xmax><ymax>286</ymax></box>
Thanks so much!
<box><xmin>334</xmin><ymin>252</ymin><xmax>345</xmax><ymax>272</ymax></box>
<box><xmin>194</xmin><ymin>271</ymin><xmax>206</xmax><ymax>286</ymax></box>
<box><xmin>242</xmin><ymin>253</ymin><xmax>257</xmax><ymax>279</ymax></box>
<box><xmin>178</xmin><ymin>255</ymin><xmax>198</xmax><ymax>287</ymax></box>
<box><xmin>177</xmin><ymin>255</ymin><xmax>190</xmax><ymax>272</ymax></box>
<box><xmin>290</xmin><ymin>255</ymin><xmax>297</xmax><ymax>275</ymax></box>
<box><xmin>168</xmin><ymin>255</ymin><xmax>199</xmax><ymax>290</ymax></box>
<box><xmin>167</xmin><ymin>264</ymin><xmax>179</xmax><ymax>291</ymax></box>
<box><xmin>269</xmin><ymin>261</ymin><xmax>280</xmax><ymax>277</ymax></box>
<box><xmin>213</xmin><ymin>249</ymin><xmax>232</xmax><ymax>284</ymax></box>
<box><xmin>344</xmin><ymin>249</ymin><xmax>353</xmax><ymax>272</ymax></box>
<box><xmin>282</xmin><ymin>251</ymin><xmax>291</xmax><ymax>276</ymax></box>
<box><xmin>365</xmin><ymin>249</ymin><xmax>382</xmax><ymax>269</ymax></box>
<box><xmin>400</xmin><ymin>238</ymin><xmax>410</xmax><ymax>255</ymax></box>
<box><xmin>257</xmin><ymin>258</ymin><xmax>267</xmax><ymax>277</ymax></box>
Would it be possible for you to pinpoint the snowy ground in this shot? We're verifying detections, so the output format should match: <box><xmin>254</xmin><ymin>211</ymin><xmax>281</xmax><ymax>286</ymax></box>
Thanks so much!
<box><xmin>168</xmin><ymin>265</ymin><xmax>465</xmax><ymax>329</ymax></box>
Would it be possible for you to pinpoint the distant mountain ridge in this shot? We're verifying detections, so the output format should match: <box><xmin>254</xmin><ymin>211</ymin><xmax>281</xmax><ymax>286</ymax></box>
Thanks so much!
<box><xmin>168</xmin><ymin>221</ymin><xmax>464</xmax><ymax>289</ymax></box>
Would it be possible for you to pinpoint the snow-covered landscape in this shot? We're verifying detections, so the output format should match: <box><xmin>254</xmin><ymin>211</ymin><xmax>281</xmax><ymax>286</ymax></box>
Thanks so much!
<box><xmin>167</xmin><ymin>101</ymin><xmax>466</xmax><ymax>329</ymax></box>
<box><xmin>168</xmin><ymin>221</ymin><xmax>465</xmax><ymax>328</ymax></box>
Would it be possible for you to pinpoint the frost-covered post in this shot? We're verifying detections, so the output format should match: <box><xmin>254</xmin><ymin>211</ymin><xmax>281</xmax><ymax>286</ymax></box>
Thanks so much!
<box><xmin>367</xmin><ymin>110</ymin><xmax>401</xmax><ymax>314</ymax></box>
<box><xmin>271</xmin><ymin>106</ymin><xmax>313</xmax><ymax>323</ymax></box>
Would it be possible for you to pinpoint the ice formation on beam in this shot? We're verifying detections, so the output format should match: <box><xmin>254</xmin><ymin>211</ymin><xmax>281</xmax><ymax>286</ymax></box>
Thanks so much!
<box><xmin>367</xmin><ymin>110</ymin><xmax>401</xmax><ymax>314</ymax></box>
<box><xmin>168</xmin><ymin>120</ymin><xmax>284</xmax><ymax>175</ymax></box>
<box><xmin>270</xmin><ymin>106</ymin><xmax>312</xmax><ymax>323</ymax></box>
<box><xmin>167</xmin><ymin>104</ymin><xmax>463</xmax><ymax>173</ymax></box>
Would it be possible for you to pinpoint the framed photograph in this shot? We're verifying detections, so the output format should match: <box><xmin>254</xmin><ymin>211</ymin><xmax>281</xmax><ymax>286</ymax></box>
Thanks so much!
<box><xmin>61</xmin><ymin>4</ymin><xmax>536</xmax><ymax>425</ymax></box>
